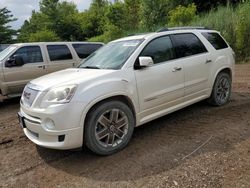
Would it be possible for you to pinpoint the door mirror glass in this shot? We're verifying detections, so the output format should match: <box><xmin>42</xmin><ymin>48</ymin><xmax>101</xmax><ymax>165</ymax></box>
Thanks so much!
<box><xmin>139</xmin><ymin>56</ymin><xmax>154</xmax><ymax>67</ymax></box>
<box><xmin>14</xmin><ymin>55</ymin><xmax>24</xmax><ymax>66</ymax></box>
<box><xmin>5</xmin><ymin>55</ymin><xmax>24</xmax><ymax>67</ymax></box>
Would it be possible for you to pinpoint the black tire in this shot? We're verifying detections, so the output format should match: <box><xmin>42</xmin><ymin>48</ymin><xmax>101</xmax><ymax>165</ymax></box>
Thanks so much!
<box><xmin>208</xmin><ymin>72</ymin><xmax>232</xmax><ymax>106</ymax></box>
<box><xmin>84</xmin><ymin>100</ymin><xmax>135</xmax><ymax>155</ymax></box>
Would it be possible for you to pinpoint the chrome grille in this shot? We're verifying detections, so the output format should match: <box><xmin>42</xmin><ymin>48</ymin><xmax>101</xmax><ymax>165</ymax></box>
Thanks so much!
<box><xmin>21</xmin><ymin>85</ymin><xmax>39</xmax><ymax>107</ymax></box>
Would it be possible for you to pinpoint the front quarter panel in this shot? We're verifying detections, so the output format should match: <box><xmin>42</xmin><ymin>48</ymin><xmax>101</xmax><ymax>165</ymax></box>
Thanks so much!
<box><xmin>74</xmin><ymin>69</ymin><xmax>139</xmax><ymax>127</ymax></box>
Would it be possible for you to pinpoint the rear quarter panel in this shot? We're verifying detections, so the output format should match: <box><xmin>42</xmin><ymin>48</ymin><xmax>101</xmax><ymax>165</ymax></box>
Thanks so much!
<box><xmin>208</xmin><ymin>48</ymin><xmax>235</xmax><ymax>92</ymax></box>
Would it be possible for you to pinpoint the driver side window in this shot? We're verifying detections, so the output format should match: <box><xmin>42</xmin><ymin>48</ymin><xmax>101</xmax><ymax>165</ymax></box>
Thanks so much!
<box><xmin>11</xmin><ymin>46</ymin><xmax>43</xmax><ymax>64</ymax></box>
<box><xmin>140</xmin><ymin>36</ymin><xmax>175</xmax><ymax>64</ymax></box>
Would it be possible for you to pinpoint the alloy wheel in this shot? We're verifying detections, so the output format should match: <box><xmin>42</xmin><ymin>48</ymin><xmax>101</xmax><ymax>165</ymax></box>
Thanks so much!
<box><xmin>95</xmin><ymin>109</ymin><xmax>129</xmax><ymax>148</ymax></box>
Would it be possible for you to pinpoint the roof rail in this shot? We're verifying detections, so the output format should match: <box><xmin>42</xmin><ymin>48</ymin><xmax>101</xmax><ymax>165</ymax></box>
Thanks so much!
<box><xmin>157</xmin><ymin>26</ymin><xmax>211</xmax><ymax>32</ymax></box>
<box><xmin>127</xmin><ymin>32</ymin><xmax>150</xmax><ymax>37</ymax></box>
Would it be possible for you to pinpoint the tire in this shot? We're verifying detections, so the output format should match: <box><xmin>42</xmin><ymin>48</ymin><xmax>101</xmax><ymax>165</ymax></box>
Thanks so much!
<box><xmin>208</xmin><ymin>72</ymin><xmax>232</xmax><ymax>106</ymax></box>
<box><xmin>84</xmin><ymin>100</ymin><xmax>135</xmax><ymax>155</ymax></box>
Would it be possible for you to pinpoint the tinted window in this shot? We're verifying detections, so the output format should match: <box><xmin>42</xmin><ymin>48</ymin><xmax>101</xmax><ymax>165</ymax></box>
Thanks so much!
<box><xmin>12</xmin><ymin>46</ymin><xmax>43</xmax><ymax>64</ymax></box>
<box><xmin>172</xmin><ymin>33</ymin><xmax>207</xmax><ymax>58</ymax></box>
<box><xmin>72</xmin><ymin>43</ymin><xmax>103</xmax><ymax>59</ymax></box>
<box><xmin>47</xmin><ymin>45</ymin><xmax>72</xmax><ymax>61</ymax></box>
<box><xmin>202</xmin><ymin>32</ymin><xmax>228</xmax><ymax>50</ymax></box>
<box><xmin>140</xmin><ymin>36</ymin><xmax>175</xmax><ymax>64</ymax></box>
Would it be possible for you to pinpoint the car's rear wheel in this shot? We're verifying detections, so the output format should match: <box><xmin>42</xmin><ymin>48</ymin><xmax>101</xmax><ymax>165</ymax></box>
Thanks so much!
<box><xmin>84</xmin><ymin>101</ymin><xmax>135</xmax><ymax>155</ymax></box>
<box><xmin>208</xmin><ymin>72</ymin><xmax>231</xmax><ymax>106</ymax></box>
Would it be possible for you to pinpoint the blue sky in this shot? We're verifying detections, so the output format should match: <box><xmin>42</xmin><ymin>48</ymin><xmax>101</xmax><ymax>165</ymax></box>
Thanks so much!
<box><xmin>0</xmin><ymin>0</ymin><xmax>92</xmax><ymax>30</ymax></box>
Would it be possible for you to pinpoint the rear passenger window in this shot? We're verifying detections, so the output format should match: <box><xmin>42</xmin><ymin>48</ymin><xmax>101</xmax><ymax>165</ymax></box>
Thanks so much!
<box><xmin>12</xmin><ymin>46</ymin><xmax>43</xmax><ymax>64</ymax></box>
<box><xmin>72</xmin><ymin>43</ymin><xmax>103</xmax><ymax>59</ymax></box>
<box><xmin>47</xmin><ymin>45</ymin><xmax>72</xmax><ymax>61</ymax></box>
<box><xmin>202</xmin><ymin>32</ymin><xmax>228</xmax><ymax>50</ymax></box>
<box><xmin>140</xmin><ymin>36</ymin><xmax>175</xmax><ymax>64</ymax></box>
<box><xmin>172</xmin><ymin>33</ymin><xmax>207</xmax><ymax>58</ymax></box>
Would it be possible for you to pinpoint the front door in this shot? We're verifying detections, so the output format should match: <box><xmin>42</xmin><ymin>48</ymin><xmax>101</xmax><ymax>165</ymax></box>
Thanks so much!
<box><xmin>134</xmin><ymin>35</ymin><xmax>185</xmax><ymax>123</ymax></box>
<box><xmin>3</xmin><ymin>45</ymin><xmax>46</xmax><ymax>95</ymax></box>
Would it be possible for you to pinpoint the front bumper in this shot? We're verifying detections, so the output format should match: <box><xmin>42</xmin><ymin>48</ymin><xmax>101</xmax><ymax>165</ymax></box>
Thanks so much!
<box><xmin>19</xmin><ymin>102</ymin><xmax>85</xmax><ymax>150</ymax></box>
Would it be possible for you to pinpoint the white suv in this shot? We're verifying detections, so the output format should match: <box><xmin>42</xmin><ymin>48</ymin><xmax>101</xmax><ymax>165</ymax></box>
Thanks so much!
<box><xmin>18</xmin><ymin>27</ymin><xmax>235</xmax><ymax>155</ymax></box>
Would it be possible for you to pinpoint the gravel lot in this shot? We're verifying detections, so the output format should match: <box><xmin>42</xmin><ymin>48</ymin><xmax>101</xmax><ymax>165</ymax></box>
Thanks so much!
<box><xmin>1</xmin><ymin>63</ymin><xmax>250</xmax><ymax>188</ymax></box>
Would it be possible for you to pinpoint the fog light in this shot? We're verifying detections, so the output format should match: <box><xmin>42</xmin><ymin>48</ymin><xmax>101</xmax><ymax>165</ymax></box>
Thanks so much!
<box><xmin>43</xmin><ymin>118</ymin><xmax>55</xmax><ymax>130</ymax></box>
<box><xmin>58</xmin><ymin>135</ymin><xmax>65</xmax><ymax>142</ymax></box>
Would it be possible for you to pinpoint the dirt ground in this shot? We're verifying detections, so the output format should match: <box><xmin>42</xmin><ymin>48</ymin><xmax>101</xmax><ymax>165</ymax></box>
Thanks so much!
<box><xmin>0</xmin><ymin>64</ymin><xmax>250</xmax><ymax>188</ymax></box>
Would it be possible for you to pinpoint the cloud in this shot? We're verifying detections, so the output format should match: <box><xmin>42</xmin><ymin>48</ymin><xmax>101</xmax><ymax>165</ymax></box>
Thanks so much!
<box><xmin>0</xmin><ymin>0</ymin><xmax>39</xmax><ymax>29</ymax></box>
<box><xmin>0</xmin><ymin>0</ymin><xmax>92</xmax><ymax>30</ymax></box>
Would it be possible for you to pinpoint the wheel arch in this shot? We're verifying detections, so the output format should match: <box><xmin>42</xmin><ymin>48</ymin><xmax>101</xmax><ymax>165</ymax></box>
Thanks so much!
<box><xmin>212</xmin><ymin>67</ymin><xmax>232</xmax><ymax>84</ymax></box>
<box><xmin>81</xmin><ymin>94</ymin><xmax>137</xmax><ymax>132</ymax></box>
<box><xmin>209</xmin><ymin>66</ymin><xmax>233</xmax><ymax>97</ymax></box>
<box><xmin>218</xmin><ymin>67</ymin><xmax>232</xmax><ymax>78</ymax></box>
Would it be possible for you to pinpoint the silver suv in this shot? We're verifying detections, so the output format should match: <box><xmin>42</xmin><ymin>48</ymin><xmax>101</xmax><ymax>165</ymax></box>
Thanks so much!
<box><xmin>0</xmin><ymin>42</ymin><xmax>103</xmax><ymax>101</ymax></box>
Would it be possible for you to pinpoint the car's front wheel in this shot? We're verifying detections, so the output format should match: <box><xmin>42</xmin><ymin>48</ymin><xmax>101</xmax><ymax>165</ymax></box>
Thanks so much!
<box><xmin>208</xmin><ymin>72</ymin><xmax>232</xmax><ymax>106</ymax></box>
<box><xmin>84</xmin><ymin>100</ymin><xmax>135</xmax><ymax>155</ymax></box>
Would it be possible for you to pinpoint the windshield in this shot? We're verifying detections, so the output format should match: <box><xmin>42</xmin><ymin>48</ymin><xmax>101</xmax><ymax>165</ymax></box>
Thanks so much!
<box><xmin>79</xmin><ymin>39</ymin><xmax>143</xmax><ymax>70</ymax></box>
<box><xmin>0</xmin><ymin>45</ymin><xmax>17</xmax><ymax>61</ymax></box>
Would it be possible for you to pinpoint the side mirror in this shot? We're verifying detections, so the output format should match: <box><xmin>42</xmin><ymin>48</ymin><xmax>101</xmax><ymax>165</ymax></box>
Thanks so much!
<box><xmin>5</xmin><ymin>55</ymin><xmax>24</xmax><ymax>67</ymax></box>
<box><xmin>14</xmin><ymin>55</ymin><xmax>24</xmax><ymax>66</ymax></box>
<box><xmin>139</xmin><ymin>56</ymin><xmax>154</xmax><ymax>68</ymax></box>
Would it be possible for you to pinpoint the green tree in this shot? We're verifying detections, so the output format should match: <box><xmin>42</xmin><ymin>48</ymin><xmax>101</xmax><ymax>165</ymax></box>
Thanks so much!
<box><xmin>106</xmin><ymin>1</ymin><xmax>126</xmax><ymax>29</ymax></box>
<box><xmin>19</xmin><ymin>0</ymin><xmax>84</xmax><ymax>42</ymax></box>
<box><xmin>141</xmin><ymin>0</ymin><xmax>169</xmax><ymax>31</ymax></box>
<box><xmin>18</xmin><ymin>11</ymin><xmax>51</xmax><ymax>42</ymax></box>
<box><xmin>54</xmin><ymin>2</ymin><xmax>82</xmax><ymax>40</ymax></box>
<box><xmin>168</xmin><ymin>3</ymin><xmax>197</xmax><ymax>26</ymax></box>
<box><xmin>39</xmin><ymin>0</ymin><xmax>82</xmax><ymax>41</ymax></box>
<box><xmin>28</xmin><ymin>30</ymin><xmax>60</xmax><ymax>42</ymax></box>
<box><xmin>0</xmin><ymin>7</ymin><xmax>17</xmax><ymax>43</ymax></box>
<box><xmin>124</xmin><ymin>0</ymin><xmax>141</xmax><ymax>31</ymax></box>
<box><xmin>40</xmin><ymin>0</ymin><xmax>59</xmax><ymax>18</ymax></box>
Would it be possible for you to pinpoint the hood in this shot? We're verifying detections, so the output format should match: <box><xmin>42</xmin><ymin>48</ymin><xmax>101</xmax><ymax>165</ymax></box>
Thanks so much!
<box><xmin>29</xmin><ymin>68</ymin><xmax>116</xmax><ymax>91</ymax></box>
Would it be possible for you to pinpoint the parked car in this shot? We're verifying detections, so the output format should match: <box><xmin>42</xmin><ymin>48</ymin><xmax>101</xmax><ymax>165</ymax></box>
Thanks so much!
<box><xmin>18</xmin><ymin>27</ymin><xmax>235</xmax><ymax>155</ymax></box>
<box><xmin>0</xmin><ymin>44</ymin><xmax>10</xmax><ymax>52</ymax></box>
<box><xmin>0</xmin><ymin>42</ymin><xmax>104</xmax><ymax>101</ymax></box>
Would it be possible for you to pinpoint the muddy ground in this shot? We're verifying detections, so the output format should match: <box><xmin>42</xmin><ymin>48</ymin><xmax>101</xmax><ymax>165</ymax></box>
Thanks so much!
<box><xmin>0</xmin><ymin>64</ymin><xmax>250</xmax><ymax>188</ymax></box>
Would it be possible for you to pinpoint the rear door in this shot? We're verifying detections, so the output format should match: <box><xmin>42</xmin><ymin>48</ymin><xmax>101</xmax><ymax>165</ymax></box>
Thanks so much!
<box><xmin>171</xmin><ymin>33</ymin><xmax>210</xmax><ymax>101</ymax></box>
<box><xmin>45</xmin><ymin>44</ymin><xmax>76</xmax><ymax>74</ymax></box>
<box><xmin>3</xmin><ymin>45</ymin><xmax>46</xmax><ymax>95</ymax></box>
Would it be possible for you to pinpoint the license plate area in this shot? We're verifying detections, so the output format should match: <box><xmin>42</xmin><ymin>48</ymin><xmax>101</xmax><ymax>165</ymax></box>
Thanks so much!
<box><xmin>18</xmin><ymin>112</ymin><xmax>26</xmax><ymax>128</ymax></box>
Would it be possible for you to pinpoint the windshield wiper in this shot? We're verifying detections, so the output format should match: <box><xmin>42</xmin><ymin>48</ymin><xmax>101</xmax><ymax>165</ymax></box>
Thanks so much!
<box><xmin>81</xmin><ymin>66</ymin><xmax>101</xmax><ymax>69</ymax></box>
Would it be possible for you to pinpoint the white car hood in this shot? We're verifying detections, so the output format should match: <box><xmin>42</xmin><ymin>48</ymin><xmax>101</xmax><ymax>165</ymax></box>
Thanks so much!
<box><xmin>29</xmin><ymin>68</ymin><xmax>116</xmax><ymax>91</ymax></box>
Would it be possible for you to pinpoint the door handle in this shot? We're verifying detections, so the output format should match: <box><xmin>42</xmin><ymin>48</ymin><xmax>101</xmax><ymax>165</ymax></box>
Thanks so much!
<box><xmin>206</xmin><ymin>59</ymin><xmax>212</xmax><ymax>64</ymax></box>
<box><xmin>38</xmin><ymin>65</ymin><xmax>45</xmax><ymax>69</ymax></box>
<box><xmin>172</xmin><ymin>67</ymin><xmax>182</xmax><ymax>72</ymax></box>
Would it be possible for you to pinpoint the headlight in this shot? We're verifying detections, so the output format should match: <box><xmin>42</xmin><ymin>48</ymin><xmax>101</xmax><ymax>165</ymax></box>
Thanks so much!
<box><xmin>40</xmin><ymin>85</ymin><xmax>77</xmax><ymax>108</ymax></box>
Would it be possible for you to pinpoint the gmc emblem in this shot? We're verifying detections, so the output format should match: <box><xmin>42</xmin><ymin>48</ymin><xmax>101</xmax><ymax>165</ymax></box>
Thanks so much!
<box><xmin>23</xmin><ymin>91</ymin><xmax>31</xmax><ymax>100</ymax></box>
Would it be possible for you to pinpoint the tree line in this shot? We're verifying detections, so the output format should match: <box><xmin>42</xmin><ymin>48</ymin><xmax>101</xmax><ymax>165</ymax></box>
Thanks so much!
<box><xmin>0</xmin><ymin>0</ymin><xmax>242</xmax><ymax>43</ymax></box>
<box><xmin>0</xmin><ymin>0</ymin><xmax>249</xmax><ymax>60</ymax></box>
